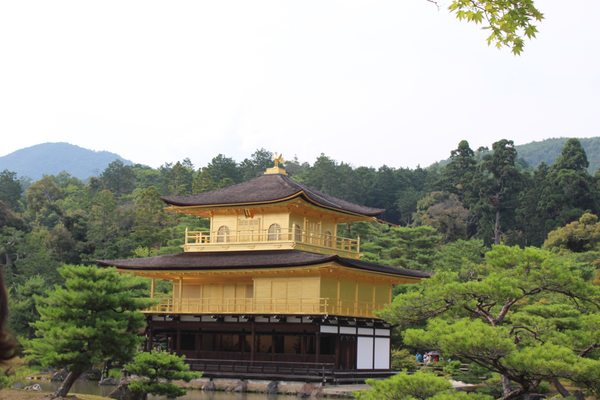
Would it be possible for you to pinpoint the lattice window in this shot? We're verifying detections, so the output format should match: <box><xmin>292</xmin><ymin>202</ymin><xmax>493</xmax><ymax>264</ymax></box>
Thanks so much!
<box><xmin>216</xmin><ymin>225</ymin><xmax>230</xmax><ymax>243</ymax></box>
<box><xmin>267</xmin><ymin>223</ymin><xmax>281</xmax><ymax>241</ymax></box>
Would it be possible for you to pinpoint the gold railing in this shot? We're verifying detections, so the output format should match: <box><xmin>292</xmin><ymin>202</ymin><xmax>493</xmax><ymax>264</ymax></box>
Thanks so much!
<box><xmin>184</xmin><ymin>227</ymin><xmax>360</xmax><ymax>254</ymax></box>
<box><xmin>145</xmin><ymin>297</ymin><xmax>382</xmax><ymax>318</ymax></box>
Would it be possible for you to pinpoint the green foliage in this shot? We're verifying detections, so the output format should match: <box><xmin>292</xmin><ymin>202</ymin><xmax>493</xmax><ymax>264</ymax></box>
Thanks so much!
<box><xmin>100</xmin><ymin>160</ymin><xmax>137</xmax><ymax>196</ymax></box>
<box><xmin>429</xmin><ymin>392</ymin><xmax>493</xmax><ymax>400</ymax></box>
<box><xmin>0</xmin><ymin>363</ymin><xmax>43</xmax><ymax>390</ymax></box>
<box><xmin>441</xmin><ymin>140</ymin><xmax>477</xmax><ymax>203</ymax></box>
<box><xmin>354</xmin><ymin>371</ymin><xmax>455</xmax><ymax>400</ymax></box>
<box><xmin>538</xmin><ymin>139</ymin><xmax>598</xmax><ymax>231</ymax></box>
<box><xmin>26</xmin><ymin>265</ymin><xmax>153</xmax><ymax>397</ymax></box>
<box><xmin>382</xmin><ymin>245</ymin><xmax>600</xmax><ymax>397</ymax></box>
<box><xmin>0</xmin><ymin>370</ymin><xmax>10</xmax><ymax>389</ymax></box>
<box><xmin>554</xmin><ymin>138</ymin><xmax>590</xmax><ymax>171</ymax></box>
<box><xmin>414</xmin><ymin>191</ymin><xmax>469</xmax><ymax>242</ymax></box>
<box><xmin>516</xmin><ymin>137</ymin><xmax>600</xmax><ymax>174</ymax></box>
<box><xmin>240</xmin><ymin>148</ymin><xmax>274</xmax><ymax>180</ymax></box>
<box><xmin>125</xmin><ymin>350</ymin><xmax>200</xmax><ymax>398</ymax></box>
<box><xmin>361</xmin><ymin>225</ymin><xmax>442</xmax><ymax>271</ymax></box>
<box><xmin>25</xmin><ymin>176</ymin><xmax>64</xmax><ymax>227</ymax></box>
<box><xmin>0</xmin><ymin>170</ymin><xmax>23</xmax><ymax>210</ymax></box>
<box><xmin>448</xmin><ymin>0</ymin><xmax>544</xmax><ymax>55</ymax></box>
<box><xmin>442</xmin><ymin>360</ymin><xmax>491</xmax><ymax>384</ymax></box>
<box><xmin>432</xmin><ymin>239</ymin><xmax>486</xmax><ymax>273</ymax></box>
<box><xmin>12</xmin><ymin>226</ymin><xmax>61</xmax><ymax>285</ymax></box>
<box><xmin>544</xmin><ymin>212</ymin><xmax>600</xmax><ymax>252</ymax></box>
<box><xmin>8</xmin><ymin>275</ymin><xmax>46</xmax><ymax>339</ymax></box>
<box><xmin>477</xmin><ymin>139</ymin><xmax>524</xmax><ymax>244</ymax></box>
<box><xmin>193</xmin><ymin>154</ymin><xmax>243</xmax><ymax>193</ymax></box>
<box><xmin>391</xmin><ymin>348</ymin><xmax>418</xmax><ymax>371</ymax></box>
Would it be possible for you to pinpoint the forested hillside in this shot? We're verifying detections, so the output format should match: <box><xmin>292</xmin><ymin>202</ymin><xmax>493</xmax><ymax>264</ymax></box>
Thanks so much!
<box><xmin>0</xmin><ymin>142</ymin><xmax>132</xmax><ymax>180</ymax></box>
<box><xmin>515</xmin><ymin>137</ymin><xmax>600</xmax><ymax>173</ymax></box>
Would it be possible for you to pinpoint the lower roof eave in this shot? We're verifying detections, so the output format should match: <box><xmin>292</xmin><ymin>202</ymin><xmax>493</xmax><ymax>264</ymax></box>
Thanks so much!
<box><xmin>98</xmin><ymin>249</ymin><xmax>430</xmax><ymax>280</ymax></box>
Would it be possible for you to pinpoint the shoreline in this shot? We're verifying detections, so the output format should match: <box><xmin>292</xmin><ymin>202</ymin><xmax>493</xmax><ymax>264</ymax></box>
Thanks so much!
<box><xmin>177</xmin><ymin>378</ymin><xmax>367</xmax><ymax>398</ymax></box>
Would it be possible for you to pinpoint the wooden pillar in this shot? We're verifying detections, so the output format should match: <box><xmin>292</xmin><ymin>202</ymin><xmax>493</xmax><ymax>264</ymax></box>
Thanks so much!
<box><xmin>250</xmin><ymin>320</ymin><xmax>256</xmax><ymax>363</ymax></box>
<box><xmin>372</xmin><ymin>330</ymin><xmax>376</xmax><ymax>369</ymax></box>
<box><xmin>372</xmin><ymin>286</ymin><xmax>376</xmax><ymax>309</ymax></box>
<box><xmin>150</xmin><ymin>278</ymin><xmax>155</xmax><ymax>299</ymax></box>
<box><xmin>354</xmin><ymin>283</ymin><xmax>359</xmax><ymax>316</ymax></box>
<box><xmin>335</xmin><ymin>335</ymin><xmax>341</xmax><ymax>369</ymax></box>
<box><xmin>146</xmin><ymin>323</ymin><xmax>153</xmax><ymax>351</ymax></box>
<box><xmin>336</xmin><ymin>280</ymin><xmax>341</xmax><ymax>314</ymax></box>
<box><xmin>271</xmin><ymin>331</ymin><xmax>275</xmax><ymax>361</ymax></box>
<box><xmin>196</xmin><ymin>330</ymin><xmax>202</xmax><ymax>359</ymax></box>
<box><xmin>240</xmin><ymin>333</ymin><xmax>244</xmax><ymax>359</ymax></box>
<box><xmin>176</xmin><ymin>321</ymin><xmax>181</xmax><ymax>353</ymax></box>
<box><xmin>178</xmin><ymin>277</ymin><xmax>183</xmax><ymax>312</ymax></box>
<box><xmin>315</xmin><ymin>331</ymin><xmax>321</xmax><ymax>364</ymax></box>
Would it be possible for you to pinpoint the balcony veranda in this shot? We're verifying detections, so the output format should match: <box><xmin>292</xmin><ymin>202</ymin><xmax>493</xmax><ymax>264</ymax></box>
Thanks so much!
<box><xmin>183</xmin><ymin>227</ymin><xmax>360</xmax><ymax>259</ymax></box>
<box><xmin>145</xmin><ymin>297</ymin><xmax>383</xmax><ymax>319</ymax></box>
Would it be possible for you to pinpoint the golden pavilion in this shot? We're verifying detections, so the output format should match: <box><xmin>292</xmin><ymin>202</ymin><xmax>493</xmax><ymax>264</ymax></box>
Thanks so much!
<box><xmin>98</xmin><ymin>158</ymin><xmax>427</xmax><ymax>381</ymax></box>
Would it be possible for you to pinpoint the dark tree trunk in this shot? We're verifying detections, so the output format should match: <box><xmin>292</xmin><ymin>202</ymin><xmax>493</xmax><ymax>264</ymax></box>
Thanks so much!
<box><xmin>501</xmin><ymin>374</ymin><xmax>512</xmax><ymax>397</ymax></box>
<box><xmin>501</xmin><ymin>387</ymin><xmax>527</xmax><ymax>400</ymax></box>
<box><xmin>53</xmin><ymin>370</ymin><xmax>82</xmax><ymax>398</ymax></box>
<box><xmin>552</xmin><ymin>378</ymin><xmax>571</xmax><ymax>398</ymax></box>
<box><xmin>494</xmin><ymin>208</ymin><xmax>501</xmax><ymax>245</ymax></box>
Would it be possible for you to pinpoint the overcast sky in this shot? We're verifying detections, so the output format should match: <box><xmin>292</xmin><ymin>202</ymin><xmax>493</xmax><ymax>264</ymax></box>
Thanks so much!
<box><xmin>1</xmin><ymin>1</ymin><xmax>599</xmax><ymax>170</ymax></box>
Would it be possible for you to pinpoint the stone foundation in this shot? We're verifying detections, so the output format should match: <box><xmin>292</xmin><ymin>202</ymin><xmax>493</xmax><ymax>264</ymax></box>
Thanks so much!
<box><xmin>175</xmin><ymin>378</ymin><xmax>357</xmax><ymax>397</ymax></box>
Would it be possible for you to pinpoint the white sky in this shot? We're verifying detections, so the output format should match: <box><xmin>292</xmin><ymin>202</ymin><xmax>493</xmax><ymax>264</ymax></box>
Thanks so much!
<box><xmin>1</xmin><ymin>1</ymin><xmax>599</xmax><ymax>169</ymax></box>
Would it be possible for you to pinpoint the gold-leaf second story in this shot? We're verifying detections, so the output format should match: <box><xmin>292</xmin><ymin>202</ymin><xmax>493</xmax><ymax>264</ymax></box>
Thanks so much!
<box><xmin>98</xmin><ymin>251</ymin><xmax>428</xmax><ymax>319</ymax></box>
<box><xmin>161</xmin><ymin>166</ymin><xmax>384</xmax><ymax>259</ymax></box>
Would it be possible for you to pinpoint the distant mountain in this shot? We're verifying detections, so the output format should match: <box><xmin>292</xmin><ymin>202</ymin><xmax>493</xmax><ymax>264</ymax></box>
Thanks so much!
<box><xmin>0</xmin><ymin>142</ymin><xmax>133</xmax><ymax>181</ymax></box>
<box><xmin>515</xmin><ymin>137</ymin><xmax>600</xmax><ymax>173</ymax></box>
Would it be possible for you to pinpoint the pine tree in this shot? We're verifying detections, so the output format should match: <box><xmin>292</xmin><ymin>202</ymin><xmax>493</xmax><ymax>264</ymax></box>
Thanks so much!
<box><xmin>27</xmin><ymin>265</ymin><xmax>152</xmax><ymax>398</ymax></box>
<box><xmin>125</xmin><ymin>350</ymin><xmax>200</xmax><ymax>398</ymax></box>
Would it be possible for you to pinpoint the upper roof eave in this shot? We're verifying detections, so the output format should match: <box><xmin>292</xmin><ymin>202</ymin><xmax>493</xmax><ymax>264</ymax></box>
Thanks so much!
<box><xmin>160</xmin><ymin>173</ymin><xmax>384</xmax><ymax>218</ymax></box>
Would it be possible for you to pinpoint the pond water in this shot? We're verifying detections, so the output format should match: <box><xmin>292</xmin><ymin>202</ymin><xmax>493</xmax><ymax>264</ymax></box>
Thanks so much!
<box><xmin>40</xmin><ymin>380</ymin><xmax>299</xmax><ymax>400</ymax></box>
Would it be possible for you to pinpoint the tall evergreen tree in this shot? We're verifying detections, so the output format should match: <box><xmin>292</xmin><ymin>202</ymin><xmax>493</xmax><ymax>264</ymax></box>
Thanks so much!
<box><xmin>0</xmin><ymin>170</ymin><xmax>23</xmax><ymax>211</ymax></box>
<box><xmin>515</xmin><ymin>163</ymin><xmax>548</xmax><ymax>246</ymax></box>
<box><xmin>166</xmin><ymin>159</ymin><xmax>195</xmax><ymax>196</ymax></box>
<box><xmin>27</xmin><ymin>265</ymin><xmax>152</xmax><ymax>398</ymax></box>
<box><xmin>239</xmin><ymin>148</ymin><xmax>273</xmax><ymax>180</ymax></box>
<box><xmin>100</xmin><ymin>160</ymin><xmax>136</xmax><ymax>197</ymax></box>
<box><xmin>476</xmin><ymin>139</ymin><xmax>523</xmax><ymax>244</ymax></box>
<box><xmin>442</xmin><ymin>140</ymin><xmax>478</xmax><ymax>204</ymax></box>
<box><xmin>539</xmin><ymin>138</ymin><xmax>598</xmax><ymax>229</ymax></box>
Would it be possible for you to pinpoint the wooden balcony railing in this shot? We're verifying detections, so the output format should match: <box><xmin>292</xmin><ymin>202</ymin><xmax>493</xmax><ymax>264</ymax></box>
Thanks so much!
<box><xmin>145</xmin><ymin>297</ymin><xmax>383</xmax><ymax>318</ymax></box>
<box><xmin>183</xmin><ymin>227</ymin><xmax>360</xmax><ymax>257</ymax></box>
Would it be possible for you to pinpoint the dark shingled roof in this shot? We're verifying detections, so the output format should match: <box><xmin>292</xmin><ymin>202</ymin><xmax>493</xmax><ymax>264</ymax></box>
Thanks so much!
<box><xmin>97</xmin><ymin>250</ymin><xmax>429</xmax><ymax>279</ymax></box>
<box><xmin>161</xmin><ymin>174</ymin><xmax>384</xmax><ymax>217</ymax></box>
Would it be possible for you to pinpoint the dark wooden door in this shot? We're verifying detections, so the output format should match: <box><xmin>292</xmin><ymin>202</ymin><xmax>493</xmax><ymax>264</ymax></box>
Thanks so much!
<box><xmin>338</xmin><ymin>335</ymin><xmax>356</xmax><ymax>370</ymax></box>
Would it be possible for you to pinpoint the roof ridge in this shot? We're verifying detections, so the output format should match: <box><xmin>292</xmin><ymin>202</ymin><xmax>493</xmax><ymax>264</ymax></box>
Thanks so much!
<box><xmin>161</xmin><ymin>173</ymin><xmax>384</xmax><ymax>216</ymax></box>
<box><xmin>161</xmin><ymin>174</ymin><xmax>268</xmax><ymax>202</ymax></box>
<box><xmin>282</xmin><ymin>175</ymin><xmax>384</xmax><ymax>215</ymax></box>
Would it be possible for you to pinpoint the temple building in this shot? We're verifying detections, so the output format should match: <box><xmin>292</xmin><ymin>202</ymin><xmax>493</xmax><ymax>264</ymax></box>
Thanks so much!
<box><xmin>98</xmin><ymin>157</ymin><xmax>428</xmax><ymax>382</ymax></box>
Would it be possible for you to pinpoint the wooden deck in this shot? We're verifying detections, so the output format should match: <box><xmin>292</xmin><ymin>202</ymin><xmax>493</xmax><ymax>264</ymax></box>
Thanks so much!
<box><xmin>183</xmin><ymin>227</ymin><xmax>360</xmax><ymax>258</ymax></box>
<box><xmin>186</xmin><ymin>358</ymin><xmax>396</xmax><ymax>383</ymax></box>
<box><xmin>144</xmin><ymin>296</ymin><xmax>383</xmax><ymax>318</ymax></box>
